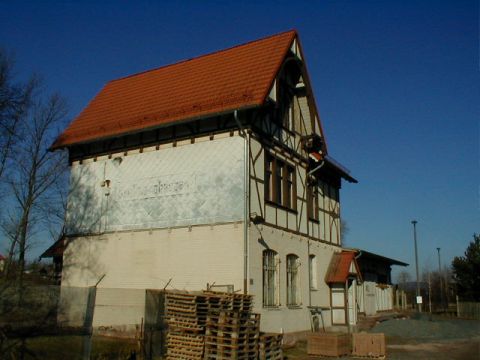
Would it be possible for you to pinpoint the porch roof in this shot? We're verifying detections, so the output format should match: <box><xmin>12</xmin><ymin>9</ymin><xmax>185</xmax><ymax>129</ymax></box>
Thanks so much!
<box><xmin>325</xmin><ymin>250</ymin><xmax>362</xmax><ymax>284</ymax></box>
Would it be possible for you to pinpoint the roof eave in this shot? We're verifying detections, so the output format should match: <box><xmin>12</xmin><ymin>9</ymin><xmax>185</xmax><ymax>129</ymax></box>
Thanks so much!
<box><xmin>50</xmin><ymin>103</ymin><xmax>261</xmax><ymax>151</ymax></box>
<box><xmin>350</xmin><ymin>248</ymin><xmax>409</xmax><ymax>267</ymax></box>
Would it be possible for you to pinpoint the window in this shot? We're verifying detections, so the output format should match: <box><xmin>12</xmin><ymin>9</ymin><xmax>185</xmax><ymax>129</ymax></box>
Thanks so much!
<box><xmin>309</xmin><ymin>255</ymin><xmax>317</xmax><ymax>290</ymax></box>
<box><xmin>286</xmin><ymin>254</ymin><xmax>300</xmax><ymax>306</ymax></box>
<box><xmin>283</xmin><ymin>102</ymin><xmax>294</xmax><ymax>132</ymax></box>
<box><xmin>278</xmin><ymin>81</ymin><xmax>295</xmax><ymax>132</ymax></box>
<box><xmin>274</xmin><ymin>159</ymin><xmax>283</xmax><ymax>204</ymax></box>
<box><xmin>263</xmin><ymin>250</ymin><xmax>279</xmax><ymax>307</ymax></box>
<box><xmin>265</xmin><ymin>154</ymin><xmax>296</xmax><ymax>210</ymax></box>
<box><xmin>265</xmin><ymin>155</ymin><xmax>273</xmax><ymax>201</ymax></box>
<box><xmin>284</xmin><ymin>166</ymin><xmax>294</xmax><ymax>208</ymax></box>
<box><xmin>307</xmin><ymin>184</ymin><xmax>319</xmax><ymax>221</ymax></box>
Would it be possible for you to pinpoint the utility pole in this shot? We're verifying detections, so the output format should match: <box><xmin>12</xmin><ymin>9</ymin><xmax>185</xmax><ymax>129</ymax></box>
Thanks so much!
<box><xmin>437</xmin><ymin>247</ymin><xmax>445</xmax><ymax>311</ymax></box>
<box><xmin>412</xmin><ymin>220</ymin><xmax>421</xmax><ymax>312</ymax></box>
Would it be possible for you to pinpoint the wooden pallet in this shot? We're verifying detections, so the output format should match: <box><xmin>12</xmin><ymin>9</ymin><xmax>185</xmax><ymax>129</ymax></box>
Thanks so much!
<box><xmin>166</xmin><ymin>331</ymin><xmax>204</xmax><ymax>360</ymax></box>
<box><xmin>259</xmin><ymin>333</ymin><xmax>283</xmax><ymax>360</ymax></box>
<box><xmin>205</xmin><ymin>310</ymin><xmax>260</xmax><ymax>360</ymax></box>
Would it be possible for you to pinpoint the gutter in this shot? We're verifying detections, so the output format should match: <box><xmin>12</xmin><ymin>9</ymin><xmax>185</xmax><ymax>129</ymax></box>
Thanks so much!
<box><xmin>50</xmin><ymin>104</ymin><xmax>260</xmax><ymax>151</ymax></box>
<box><xmin>233</xmin><ymin>110</ymin><xmax>250</xmax><ymax>295</ymax></box>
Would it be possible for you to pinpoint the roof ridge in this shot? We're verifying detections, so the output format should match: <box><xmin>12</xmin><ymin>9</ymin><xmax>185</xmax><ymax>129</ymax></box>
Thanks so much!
<box><xmin>109</xmin><ymin>29</ymin><xmax>297</xmax><ymax>84</ymax></box>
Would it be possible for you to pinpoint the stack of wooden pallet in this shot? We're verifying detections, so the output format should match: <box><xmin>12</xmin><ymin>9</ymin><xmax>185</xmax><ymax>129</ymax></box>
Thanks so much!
<box><xmin>259</xmin><ymin>333</ymin><xmax>283</xmax><ymax>360</ymax></box>
<box><xmin>164</xmin><ymin>290</ymin><xmax>280</xmax><ymax>360</ymax></box>
<box><xmin>204</xmin><ymin>311</ymin><xmax>260</xmax><ymax>360</ymax></box>
<box><xmin>165</xmin><ymin>292</ymin><xmax>207</xmax><ymax>360</ymax></box>
<box><xmin>203</xmin><ymin>291</ymin><xmax>254</xmax><ymax>313</ymax></box>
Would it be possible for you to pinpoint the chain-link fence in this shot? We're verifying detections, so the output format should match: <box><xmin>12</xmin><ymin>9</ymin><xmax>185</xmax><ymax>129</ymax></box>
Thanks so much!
<box><xmin>0</xmin><ymin>282</ymin><xmax>144</xmax><ymax>359</ymax></box>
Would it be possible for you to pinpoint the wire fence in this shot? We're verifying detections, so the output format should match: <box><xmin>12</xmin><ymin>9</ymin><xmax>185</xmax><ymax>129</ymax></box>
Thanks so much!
<box><xmin>457</xmin><ymin>301</ymin><xmax>480</xmax><ymax>320</ymax></box>
<box><xmin>0</xmin><ymin>283</ymin><xmax>144</xmax><ymax>359</ymax></box>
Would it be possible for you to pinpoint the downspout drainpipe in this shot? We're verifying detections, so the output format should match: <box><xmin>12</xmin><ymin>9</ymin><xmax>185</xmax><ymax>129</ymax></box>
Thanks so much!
<box><xmin>354</xmin><ymin>250</ymin><xmax>362</xmax><ymax>326</ymax></box>
<box><xmin>307</xmin><ymin>239</ymin><xmax>311</xmax><ymax>307</ymax></box>
<box><xmin>307</xmin><ymin>160</ymin><xmax>325</xmax><ymax>176</ymax></box>
<box><xmin>306</xmin><ymin>161</ymin><xmax>324</xmax><ymax>307</ymax></box>
<box><xmin>234</xmin><ymin>110</ymin><xmax>249</xmax><ymax>295</ymax></box>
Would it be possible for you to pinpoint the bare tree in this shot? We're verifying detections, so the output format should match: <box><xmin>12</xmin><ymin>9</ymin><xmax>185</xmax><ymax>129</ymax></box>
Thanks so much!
<box><xmin>0</xmin><ymin>49</ymin><xmax>36</xmax><ymax>182</ymax></box>
<box><xmin>340</xmin><ymin>219</ymin><xmax>349</xmax><ymax>246</ymax></box>
<box><xmin>4</xmin><ymin>93</ymin><xmax>68</xmax><ymax>288</ymax></box>
<box><xmin>397</xmin><ymin>270</ymin><xmax>411</xmax><ymax>286</ymax></box>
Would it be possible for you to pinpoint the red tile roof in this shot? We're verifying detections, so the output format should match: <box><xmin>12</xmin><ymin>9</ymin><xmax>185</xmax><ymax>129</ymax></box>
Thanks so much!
<box><xmin>52</xmin><ymin>30</ymin><xmax>297</xmax><ymax>149</ymax></box>
<box><xmin>325</xmin><ymin>251</ymin><xmax>362</xmax><ymax>283</ymax></box>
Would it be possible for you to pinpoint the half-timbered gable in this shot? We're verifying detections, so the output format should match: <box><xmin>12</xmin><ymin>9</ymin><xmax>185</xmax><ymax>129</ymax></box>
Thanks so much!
<box><xmin>248</xmin><ymin>36</ymin><xmax>354</xmax><ymax>248</ymax></box>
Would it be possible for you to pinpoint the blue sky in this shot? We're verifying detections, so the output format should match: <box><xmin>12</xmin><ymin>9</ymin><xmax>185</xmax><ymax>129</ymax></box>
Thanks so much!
<box><xmin>1</xmin><ymin>0</ymin><xmax>478</xmax><ymax>280</ymax></box>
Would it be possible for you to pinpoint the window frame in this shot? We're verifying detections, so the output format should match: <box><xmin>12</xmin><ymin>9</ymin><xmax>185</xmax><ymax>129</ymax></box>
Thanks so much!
<box><xmin>263</xmin><ymin>249</ymin><xmax>280</xmax><ymax>307</ymax></box>
<box><xmin>286</xmin><ymin>254</ymin><xmax>301</xmax><ymax>307</ymax></box>
<box><xmin>307</xmin><ymin>183</ymin><xmax>319</xmax><ymax>222</ymax></box>
<box><xmin>265</xmin><ymin>153</ymin><xmax>297</xmax><ymax>211</ymax></box>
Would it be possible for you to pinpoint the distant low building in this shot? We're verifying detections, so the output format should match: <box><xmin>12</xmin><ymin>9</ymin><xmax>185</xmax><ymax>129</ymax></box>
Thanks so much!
<box><xmin>0</xmin><ymin>254</ymin><xmax>5</xmax><ymax>272</ymax></box>
<box><xmin>40</xmin><ymin>236</ymin><xmax>65</xmax><ymax>284</ymax></box>
<box><xmin>351</xmin><ymin>249</ymin><xmax>408</xmax><ymax>315</ymax></box>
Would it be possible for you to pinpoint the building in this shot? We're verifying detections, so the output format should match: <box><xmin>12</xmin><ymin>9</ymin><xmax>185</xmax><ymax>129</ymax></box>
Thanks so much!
<box><xmin>51</xmin><ymin>30</ymin><xmax>361</xmax><ymax>335</ymax></box>
<box><xmin>354</xmin><ymin>249</ymin><xmax>408</xmax><ymax>315</ymax></box>
<box><xmin>0</xmin><ymin>254</ymin><xmax>5</xmax><ymax>273</ymax></box>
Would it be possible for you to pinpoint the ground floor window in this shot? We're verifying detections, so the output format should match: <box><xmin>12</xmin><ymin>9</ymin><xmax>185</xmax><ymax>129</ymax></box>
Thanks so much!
<box><xmin>263</xmin><ymin>249</ymin><xmax>279</xmax><ymax>307</ymax></box>
<box><xmin>286</xmin><ymin>254</ymin><xmax>300</xmax><ymax>306</ymax></box>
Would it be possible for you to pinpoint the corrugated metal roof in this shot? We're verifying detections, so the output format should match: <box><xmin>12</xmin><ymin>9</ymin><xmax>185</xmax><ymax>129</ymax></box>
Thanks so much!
<box><xmin>52</xmin><ymin>30</ymin><xmax>297</xmax><ymax>149</ymax></box>
<box><xmin>325</xmin><ymin>251</ymin><xmax>362</xmax><ymax>283</ymax></box>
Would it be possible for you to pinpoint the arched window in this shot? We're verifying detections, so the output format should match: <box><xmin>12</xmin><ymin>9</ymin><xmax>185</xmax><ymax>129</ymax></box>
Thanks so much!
<box><xmin>286</xmin><ymin>254</ymin><xmax>301</xmax><ymax>306</ymax></box>
<box><xmin>263</xmin><ymin>249</ymin><xmax>279</xmax><ymax>307</ymax></box>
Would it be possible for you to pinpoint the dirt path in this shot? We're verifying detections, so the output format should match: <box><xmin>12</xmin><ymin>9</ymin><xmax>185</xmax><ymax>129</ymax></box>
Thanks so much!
<box><xmin>387</xmin><ymin>338</ymin><xmax>480</xmax><ymax>360</ymax></box>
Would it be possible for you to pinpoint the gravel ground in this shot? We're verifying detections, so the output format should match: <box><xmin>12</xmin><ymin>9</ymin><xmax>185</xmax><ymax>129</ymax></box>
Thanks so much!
<box><xmin>370</xmin><ymin>315</ymin><xmax>480</xmax><ymax>342</ymax></box>
<box><xmin>284</xmin><ymin>314</ymin><xmax>480</xmax><ymax>359</ymax></box>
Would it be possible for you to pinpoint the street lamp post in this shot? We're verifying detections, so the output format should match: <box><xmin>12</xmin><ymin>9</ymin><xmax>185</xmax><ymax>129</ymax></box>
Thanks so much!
<box><xmin>412</xmin><ymin>220</ymin><xmax>421</xmax><ymax>312</ymax></box>
<box><xmin>437</xmin><ymin>247</ymin><xmax>444</xmax><ymax>311</ymax></box>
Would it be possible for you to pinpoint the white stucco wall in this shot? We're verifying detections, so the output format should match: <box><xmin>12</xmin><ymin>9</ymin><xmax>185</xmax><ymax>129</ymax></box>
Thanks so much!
<box><xmin>248</xmin><ymin>224</ymin><xmax>338</xmax><ymax>333</ymax></box>
<box><xmin>357</xmin><ymin>281</ymin><xmax>395</xmax><ymax>316</ymax></box>
<box><xmin>62</xmin><ymin>223</ymin><xmax>244</xmax><ymax>290</ymax></box>
<box><xmin>61</xmin><ymin>131</ymin><xmax>345</xmax><ymax>334</ymax></box>
<box><xmin>60</xmin><ymin>223</ymin><xmax>244</xmax><ymax>328</ymax></box>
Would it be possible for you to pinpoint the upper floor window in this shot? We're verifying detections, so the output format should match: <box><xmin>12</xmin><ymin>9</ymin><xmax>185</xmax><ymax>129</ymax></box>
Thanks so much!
<box><xmin>283</xmin><ymin>101</ymin><xmax>294</xmax><ymax>133</ymax></box>
<box><xmin>307</xmin><ymin>184</ymin><xmax>319</xmax><ymax>221</ymax></box>
<box><xmin>265</xmin><ymin>153</ymin><xmax>296</xmax><ymax>211</ymax></box>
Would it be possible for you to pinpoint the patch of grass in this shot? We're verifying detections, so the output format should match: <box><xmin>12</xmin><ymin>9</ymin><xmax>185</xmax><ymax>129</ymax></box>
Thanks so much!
<box><xmin>2</xmin><ymin>335</ymin><xmax>140</xmax><ymax>360</ymax></box>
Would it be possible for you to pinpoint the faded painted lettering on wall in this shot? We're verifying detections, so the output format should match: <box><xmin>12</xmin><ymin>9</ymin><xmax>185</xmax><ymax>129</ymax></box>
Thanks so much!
<box><xmin>66</xmin><ymin>136</ymin><xmax>244</xmax><ymax>234</ymax></box>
